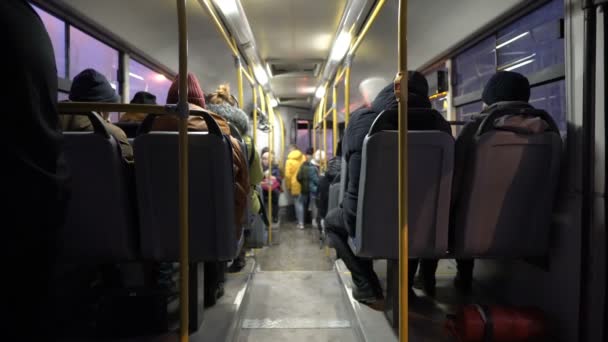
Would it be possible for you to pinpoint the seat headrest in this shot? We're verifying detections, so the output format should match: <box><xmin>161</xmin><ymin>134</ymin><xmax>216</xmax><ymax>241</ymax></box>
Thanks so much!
<box><xmin>369</xmin><ymin>108</ymin><xmax>451</xmax><ymax>135</ymax></box>
<box><xmin>476</xmin><ymin>106</ymin><xmax>560</xmax><ymax>137</ymax></box>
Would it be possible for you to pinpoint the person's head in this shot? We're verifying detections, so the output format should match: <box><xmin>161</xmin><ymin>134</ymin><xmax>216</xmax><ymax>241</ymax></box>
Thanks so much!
<box><xmin>312</xmin><ymin>149</ymin><xmax>325</xmax><ymax>166</ymax></box>
<box><xmin>482</xmin><ymin>71</ymin><xmax>530</xmax><ymax>107</ymax></box>
<box><xmin>261</xmin><ymin>147</ymin><xmax>270</xmax><ymax>156</ymax></box>
<box><xmin>305</xmin><ymin>147</ymin><xmax>314</xmax><ymax>161</ymax></box>
<box><xmin>166</xmin><ymin>72</ymin><xmax>206</xmax><ymax>108</ymax></box>
<box><xmin>130</xmin><ymin>91</ymin><xmax>156</xmax><ymax>105</ymax></box>
<box><xmin>288</xmin><ymin>144</ymin><xmax>299</xmax><ymax>153</ymax></box>
<box><xmin>207</xmin><ymin>84</ymin><xmax>238</xmax><ymax>107</ymax></box>
<box><xmin>206</xmin><ymin>102</ymin><xmax>250</xmax><ymax>135</ymax></box>
<box><xmin>70</xmin><ymin>68</ymin><xmax>120</xmax><ymax>119</ymax></box>
<box><xmin>261</xmin><ymin>151</ymin><xmax>270</xmax><ymax>168</ymax></box>
<box><xmin>359</xmin><ymin>77</ymin><xmax>388</xmax><ymax>107</ymax></box>
<box><xmin>371</xmin><ymin>70</ymin><xmax>431</xmax><ymax>112</ymax></box>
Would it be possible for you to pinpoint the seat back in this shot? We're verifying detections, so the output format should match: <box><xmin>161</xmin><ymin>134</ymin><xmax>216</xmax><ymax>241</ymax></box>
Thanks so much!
<box><xmin>134</xmin><ymin>113</ymin><xmax>238</xmax><ymax>262</ymax></box>
<box><xmin>452</xmin><ymin>108</ymin><xmax>562</xmax><ymax>257</ymax></box>
<box><xmin>350</xmin><ymin>129</ymin><xmax>454</xmax><ymax>259</ymax></box>
<box><xmin>347</xmin><ymin>108</ymin><xmax>454</xmax><ymax>259</ymax></box>
<box><xmin>60</xmin><ymin>112</ymin><xmax>138</xmax><ymax>261</ymax></box>
<box><xmin>115</xmin><ymin>121</ymin><xmax>140</xmax><ymax>138</ymax></box>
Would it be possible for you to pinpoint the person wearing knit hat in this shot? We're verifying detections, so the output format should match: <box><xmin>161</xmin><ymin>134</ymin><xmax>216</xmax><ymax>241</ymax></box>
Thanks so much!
<box><xmin>207</xmin><ymin>84</ymin><xmax>264</xmax><ymax>273</ymax></box>
<box><xmin>482</xmin><ymin>71</ymin><xmax>530</xmax><ymax>106</ymax></box>
<box><xmin>61</xmin><ymin>68</ymin><xmax>133</xmax><ymax>161</ymax></box>
<box><xmin>165</xmin><ymin>72</ymin><xmax>206</xmax><ymax>108</ymax></box>
<box><xmin>447</xmin><ymin>71</ymin><xmax>534</xmax><ymax>295</ymax></box>
<box><xmin>120</xmin><ymin>91</ymin><xmax>157</xmax><ymax>123</ymax></box>
<box><xmin>206</xmin><ymin>102</ymin><xmax>250</xmax><ymax>136</ymax></box>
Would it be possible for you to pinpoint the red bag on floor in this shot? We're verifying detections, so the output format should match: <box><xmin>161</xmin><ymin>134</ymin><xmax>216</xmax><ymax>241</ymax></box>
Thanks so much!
<box><xmin>445</xmin><ymin>305</ymin><xmax>547</xmax><ymax>342</ymax></box>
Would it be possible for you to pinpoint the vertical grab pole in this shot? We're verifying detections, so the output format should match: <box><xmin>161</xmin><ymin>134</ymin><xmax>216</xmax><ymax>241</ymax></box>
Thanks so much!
<box><xmin>266</xmin><ymin>93</ymin><xmax>274</xmax><ymax>245</ymax></box>
<box><xmin>322</xmin><ymin>91</ymin><xmax>328</xmax><ymax>170</ymax></box>
<box><xmin>235</xmin><ymin>52</ymin><xmax>244</xmax><ymax>109</ymax></box>
<box><xmin>396</xmin><ymin>0</ymin><xmax>409</xmax><ymax>341</ymax></box>
<box><xmin>277</xmin><ymin>112</ymin><xmax>285</xmax><ymax>163</ymax></box>
<box><xmin>252</xmin><ymin>82</ymin><xmax>258</xmax><ymax>144</ymax></box>
<box><xmin>332</xmin><ymin>85</ymin><xmax>338</xmax><ymax>156</ymax></box>
<box><xmin>344</xmin><ymin>62</ymin><xmax>351</xmax><ymax>127</ymax></box>
<box><xmin>176</xmin><ymin>0</ymin><xmax>190</xmax><ymax>341</ymax></box>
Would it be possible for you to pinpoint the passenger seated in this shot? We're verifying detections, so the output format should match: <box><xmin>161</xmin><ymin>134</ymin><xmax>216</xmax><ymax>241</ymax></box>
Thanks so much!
<box><xmin>261</xmin><ymin>148</ymin><xmax>282</xmax><ymax>223</ymax></box>
<box><xmin>422</xmin><ymin>71</ymin><xmax>536</xmax><ymax>295</ymax></box>
<box><xmin>206</xmin><ymin>84</ymin><xmax>264</xmax><ymax>273</ymax></box>
<box><xmin>325</xmin><ymin>71</ymin><xmax>435</xmax><ymax>304</ymax></box>
<box><xmin>60</xmin><ymin>68</ymin><xmax>133</xmax><ymax>161</ymax></box>
<box><xmin>317</xmin><ymin>140</ymin><xmax>342</xmax><ymax>233</ymax></box>
<box><xmin>150</xmin><ymin>73</ymin><xmax>249</xmax><ymax>307</ymax></box>
<box><xmin>119</xmin><ymin>90</ymin><xmax>157</xmax><ymax>123</ymax></box>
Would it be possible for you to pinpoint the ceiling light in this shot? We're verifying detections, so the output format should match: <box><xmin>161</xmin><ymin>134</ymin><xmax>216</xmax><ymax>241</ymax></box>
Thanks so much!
<box><xmin>214</xmin><ymin>0</ymin><xmax>239</xmax><ymax>16</ymax></box>
<box><xmin>129</xmin><ymin>72</ymin><xmax>144</xmax><ymax>81</ymax></box>
<box><xmin>270</xmin><ymin>98</ymin><xmax>278</xmax><ymax>107</ymax></box>
<box><xmin>155</xmin><ymin>74</ymin><xmax>168</xmax><ymax>82</ymax></box>
<box><xmin>504</xmin><ymin>59</ymin><xmax>535</xmax><ymax>71</ymax></box>
<box><xmin>329</xmin><ymin>31</ymin><xmax>352</xmax><ymax>62</ymax></box>
<box><xmin>315</xmin><ymin>86</ymin><xmax>326</xmax><ymax>99</ymax></box>
<box><xmin>495</xmin><ymin>32</ymin><xmax>529</xmax><ymax>50</ymax></box>
<box><xmin>253</xmin><ymin>65</ymin><xmax>269</xmax><ymax>85</ymax></box>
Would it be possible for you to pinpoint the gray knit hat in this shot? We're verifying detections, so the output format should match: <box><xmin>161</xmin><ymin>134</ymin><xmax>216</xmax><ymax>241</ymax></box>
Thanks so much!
<box><xmin>206</xmin><ymin>102</ymin><xmax>250</xmax><ymax>135</ymax></box>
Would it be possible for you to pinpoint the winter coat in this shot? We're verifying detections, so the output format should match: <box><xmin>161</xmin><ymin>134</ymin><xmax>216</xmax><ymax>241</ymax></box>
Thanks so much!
<box><xmin>284</xmin><ymin>149</ymin><xmax>307</xmax><ymax>196</ymax></box>
<box><xmin>244</xmin><ymin>135</ymin><xmax>263</xmax><ymax>214</ymax></box>
<box><xmin>297</xmin><ymin>160</ymin><xmax>319</xmax><ymax>195</ymax></box>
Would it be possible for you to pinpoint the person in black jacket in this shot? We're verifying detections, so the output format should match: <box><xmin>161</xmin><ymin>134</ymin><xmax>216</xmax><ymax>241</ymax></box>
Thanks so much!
<box><xmin>324</xmin><ymin>71</ymin><xmax>441</xmax><ymax>303</ymax></box>
<box><xmin>2</xmin><ymin>1</ymin><xmax>70</xmax><ymax>338</ymax></box>
<box><xmin>317</xmin><ymin>140</ymin><xmax>342</xmax><ymax>233</ymax></box>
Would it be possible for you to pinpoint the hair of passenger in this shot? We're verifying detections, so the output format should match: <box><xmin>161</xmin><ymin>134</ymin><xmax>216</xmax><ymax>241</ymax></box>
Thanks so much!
<box><xmin>208</xmin><ymin>84</ymin><xmax>237</xmax><ymax>107</ymax></box>
<box><xmin>288</xmin><ymin>143</ymin><xmax>299</xmax><ymax>151</ymax></box>
<box><xmin>261</xmin><ymin>147</ymin><xmax>270</xmax><ymax>155</ymax></box>
<box><xmin>305</xmin><ymin>147</ymin><xmax>314</xmax><ymax>155</ymax></box>
<box><xmin>166</xmin><ymin>72</ymin><xmax>206</xmax><ymax>108</ymax></box>
<box><xmin>482</xmin><ymin>71</ymin><xmax>530</xmax><ymax>106</ymax></box>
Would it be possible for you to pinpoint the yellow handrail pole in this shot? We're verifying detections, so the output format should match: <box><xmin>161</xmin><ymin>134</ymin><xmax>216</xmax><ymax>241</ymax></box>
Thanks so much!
<box><xmin>333</xmin><ymin>65</ymin><xmax>345</xmax><ymax>87</ymax></box>
<box><xmin>235</xmin><ymin>46</ymin><xmax>244</xmax><ymax>109</ymax></box>
<box><xmin>266</xmin><ymin>94</ymin><xmax>274</xmax><ymax>245</ymax></box>
<box><xmin>322</xmin><ymin>92</ymin><xmax>328</xmax><ymax>170</ymax></box>
<box><xmin>176</xmin><ymin>1</ymin><xmax>190</xmax><ymax>341</ymax></box>
<box><xmin>276</xmin><ymin>112</ymin><xmax>285</xmax><ymax>162</ymax></box>
<box><xmin>241</xmin><ymin>66</ymin><xmax>256</xmax><ymax>86</ymax></box>
<box><xmin>348</xmin><ymin>0</ymin><xmax>387</xmax><ymax>56</ymax></box>
<box><xmin>199</xmin><ymin>0</ymin><xmax>239</xmax><ymax>56</ymax></box>
<box><xmin>252</xmin><ymin>84</ymin><xmax>258</xmax><ymax>144</ymax></box>
<box><xmin>332</xmin><ymin>86</ymin><xmax>338</xmax><ymax>156</ymax></box>
<box><xmin>396</xmin><ymin>0</ymin><xmax>408</xmax><ymax>340</ymax></box>
<box><xmin>344</xmin><ymin>63</ymin><xmax>351</xmax><ymax>127</ymax></box>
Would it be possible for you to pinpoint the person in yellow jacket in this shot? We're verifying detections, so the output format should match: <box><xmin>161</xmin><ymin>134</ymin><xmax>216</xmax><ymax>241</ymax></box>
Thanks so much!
<box><xmin>284</xmin><ymin>144</ymin><xmax>307</xmax><ymax>228</ymax></box>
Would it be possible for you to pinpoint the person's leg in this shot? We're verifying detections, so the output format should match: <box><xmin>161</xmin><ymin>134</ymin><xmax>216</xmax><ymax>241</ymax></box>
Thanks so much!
<box><xmin>271</xmin><ymin>189</ymin><xmax>279</xmax><ymax>222</ymax></box>
<box><xmin>419</xmin><ymin>259</ymin><xmax>439</xmax><ymax>297</ymax></box>
<box><xmin>294</xmin><ymin>195</ymin><xmax>304</xmax><ymax>228</ymax></box>
<box><xmin>325</xmin><ymin>208</ymin><xmax>382</xmax><ymax>303</ymax></box>
<box><xmin>454</xmin><ymin>259</ymin><xmax>474</xmax><ymax>292</ymax></box>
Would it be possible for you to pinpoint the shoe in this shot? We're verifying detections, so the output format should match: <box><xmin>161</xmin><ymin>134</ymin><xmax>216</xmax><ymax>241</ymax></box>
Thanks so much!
<box><xmin>297</xmin><ymin>224</ymin><xmax>305</xmax><ymax>229</ymax></box>
<box><xmin>352</xmin><ymin>285</ymin><xmax>381</xmax><ymax>304</ymax></box>
<box><xmin>422</xmin><ymin>277</ymin><xmax>436</xmax><ymax>297</ymax></box>
<box><xmin>272</xmin><ymin>218</ymin><xmax>279</xmax><ymax>224</ymax></box>
<box><xmin>227</xmin><ymin>258</ymin><xmax>246</xmax><ymax>273</ymax></box>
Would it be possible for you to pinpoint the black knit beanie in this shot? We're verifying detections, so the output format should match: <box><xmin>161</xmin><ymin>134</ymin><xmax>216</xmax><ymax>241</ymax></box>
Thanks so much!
<box><xmin>482</xmin><ymin>71</ymin><xmax>530</xmax><ymax>105</ymax></box>
<box><xmin>131</xmin><ymin>91</ymin><xmax>157</xmax><ymax>105</ymax></box>
<box><xmin>69</xmin><ymin>68</ymin><xmax>120</xmax><ymax>103</ymax></box>
<box><xmin>407</xmin><ymin>70</ymin><xmax>429</xmax><ymax>98</ymax></box>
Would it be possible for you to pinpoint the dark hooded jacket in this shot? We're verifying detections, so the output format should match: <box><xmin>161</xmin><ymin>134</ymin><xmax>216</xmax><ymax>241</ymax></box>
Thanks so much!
<box><xmin>340</xmin><ymin>82</ymin><xmax>447</xmax><ymax>235</ymax></box>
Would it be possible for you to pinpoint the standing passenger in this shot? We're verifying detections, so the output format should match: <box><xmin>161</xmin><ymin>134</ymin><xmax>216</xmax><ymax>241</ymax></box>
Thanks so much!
<box><xmin>62</xmin><ymin>68</ymin><xmax>133</xmax><ymax>161</ymax></box>
<box><xmin>284</xmin><ymin>144</ymin><xmax>307</xmax><ymax>228</ymax></box>
<box><xmin>297</xmin><ymin>147</ymin><xmax>320</xmax><ymax>229</ymax></box>
<box><xmin>2</xmin><ymin>1</ymin><xmax>70</xmax><ymax>339</ymax></box>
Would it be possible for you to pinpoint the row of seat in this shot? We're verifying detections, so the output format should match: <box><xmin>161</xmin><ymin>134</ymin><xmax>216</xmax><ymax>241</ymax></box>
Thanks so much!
<box><xmin>58</xmin><ymin>111</ymin><xmax>245</xmax><ymax>263</ymax></box>
<box><xmin>340</xmin><ymin>107</ymin><xmax>562</xmax><ymax>260</ymax></box>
